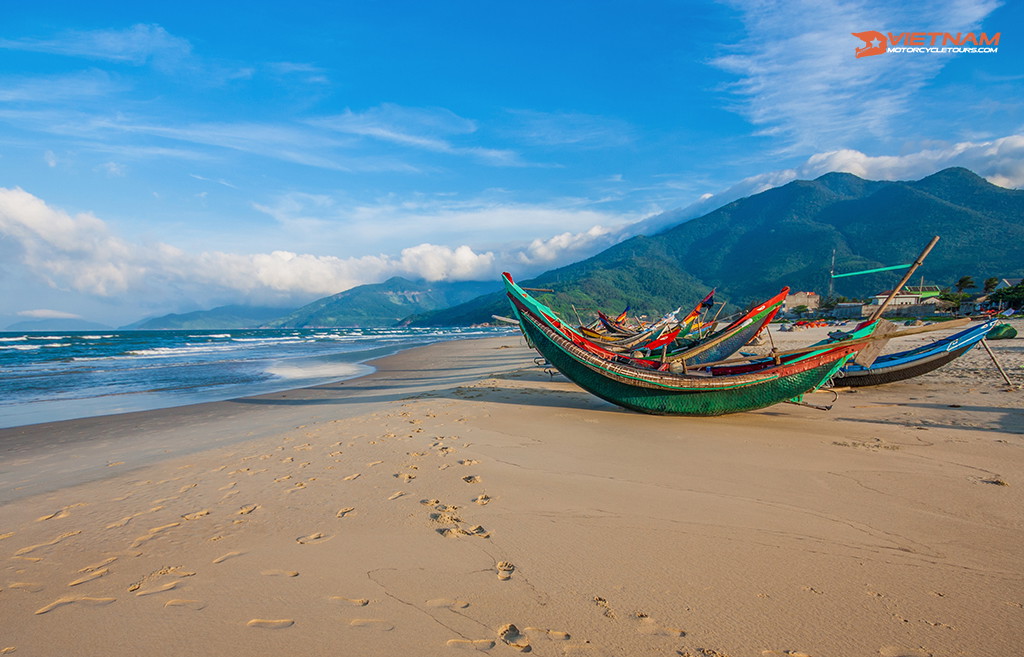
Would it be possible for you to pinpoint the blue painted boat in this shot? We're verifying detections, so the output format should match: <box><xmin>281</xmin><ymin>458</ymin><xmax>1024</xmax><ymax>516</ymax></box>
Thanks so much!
<box><xmin>838</xmin><ymin>319</ymin><xmax>996</xmax><ymax>387</ymax></box>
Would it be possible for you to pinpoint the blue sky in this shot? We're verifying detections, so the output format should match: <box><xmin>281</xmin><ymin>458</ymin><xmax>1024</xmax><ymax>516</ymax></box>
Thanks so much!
<box><xmin>0</xmin><ymin>0</ymin><xmax>1021</xmax><ymax>326</ymax></box>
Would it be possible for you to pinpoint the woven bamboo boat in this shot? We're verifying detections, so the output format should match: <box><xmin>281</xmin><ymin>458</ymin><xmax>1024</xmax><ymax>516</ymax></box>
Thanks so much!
<box><xmin>503</xmin><ymin>273</ymin><xmax>868</xmax><ymax>416</ymax></box>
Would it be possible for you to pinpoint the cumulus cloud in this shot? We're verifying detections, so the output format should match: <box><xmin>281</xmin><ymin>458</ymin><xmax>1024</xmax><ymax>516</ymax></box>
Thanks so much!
<box><xmin>0</xmin><ymin>187</ymin><xmax>619</xmax><ymax>308</ymax></box>
<box><xmin>517</xmin><ymin>226</ymin><xmax>617</xmax><ymax>266</ymax></box>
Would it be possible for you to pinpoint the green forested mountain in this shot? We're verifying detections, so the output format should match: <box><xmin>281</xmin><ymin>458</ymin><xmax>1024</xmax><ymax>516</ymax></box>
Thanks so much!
<box><xmin>125</xmin><ymin>305</ymin><xmax>293</xmax><ymax>329</ymax></box>
<box><xmin>408</xmin><ymin>168</ymin><xmax>1024</xmax><ymax>326</ymax></box>
<box><xmin>266</xmin><ymin>277</ymin><xmax>499</xmax><ymax>328</ymax></box>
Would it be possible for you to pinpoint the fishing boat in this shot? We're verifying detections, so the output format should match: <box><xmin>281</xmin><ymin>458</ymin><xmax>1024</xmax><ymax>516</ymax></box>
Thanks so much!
<box><xmin>503</xmin><ymin>273</ymin><xmax>869</xmax><ymax>416</ymax></box>
<box><xmin>838</xmin><ymin>319</ymin><xmax>996</xmax><ymax>387</ymax></box>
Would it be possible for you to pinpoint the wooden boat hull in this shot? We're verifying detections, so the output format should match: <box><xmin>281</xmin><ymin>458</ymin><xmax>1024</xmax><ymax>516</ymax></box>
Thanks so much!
<box><xmin>839</xmin><ymin>320</ymin><xmax>994</xmax><ymax>387</ymax></box>
<box><xmin>512</xmin><ymin>294</ymin><xmax>860</xmax><ymax>416</ymax></box>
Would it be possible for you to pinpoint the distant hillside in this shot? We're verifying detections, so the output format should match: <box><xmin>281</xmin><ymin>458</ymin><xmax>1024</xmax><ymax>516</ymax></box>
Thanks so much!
<box><xmin>408</xmin><ymin>168</ymin><xmax>1024</xmax><ymax>325</ymax></box>
<box><xmin>125</xmin><ymin>305</ymin><xmax>293</xmax><ymax>330</ymax></box>
<box><xmin>266</xmin><ymin>277</ymin><xmax>500</xmax><ymax>328</ymax></box>
<box><xmin>5</xmin><ymin>318</ymin><xmax>113</xmax><ymax>331</ymax></box>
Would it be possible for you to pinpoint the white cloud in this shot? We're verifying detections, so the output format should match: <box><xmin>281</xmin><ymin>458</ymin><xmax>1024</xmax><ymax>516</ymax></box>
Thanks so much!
<box><xmin>17</xmin><ymin>309</ymin><xmax>82</xmax><ymax>319</ymax></box>
<box><xmin>0</xmin><ymin>187</ymin><xmax>621</xmax><ymax>308</ymax></box>
<box><xmin>251</xmin><ymin>191</ymin><xmax>639</xmax><ymax>259</ymax></box>
<box><xmin>0</xmin><ymin>24</ymin><xmax>193</xmax><ymax>72</ymax></box>
<box><xmin>505</xmin><ymin>110</ymin><xmax>635</xmax><ymax>148</ymax></box>
<box><xmin>312</xmin><ymin>104</ymin><xmax>527</xmax><ymax>167</ymax></box>
<box><xmin>517</xmin><ymin>226</ymin><xmax>618</xmax><ymax>266</ymax></box>
<box><xmin>713</xmin><ymin>0</ymin><xmax>1002</xmax><ymax>152</ymax></box>
<box><xmin>0</xmin><ymin>70</ymin><xmax>121</xmax><ymax>103</ymax></box>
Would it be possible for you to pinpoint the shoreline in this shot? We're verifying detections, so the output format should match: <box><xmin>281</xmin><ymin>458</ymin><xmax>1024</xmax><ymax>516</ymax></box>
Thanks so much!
<box><xmin>0</xmin><ymin>336</ymin><xmax>524</xmax><ymax>504</ymax></box>
<box><xmin>1</xmin><ymin>328</ymin><xmax>1021</xmax><ymax>655</ymax></box>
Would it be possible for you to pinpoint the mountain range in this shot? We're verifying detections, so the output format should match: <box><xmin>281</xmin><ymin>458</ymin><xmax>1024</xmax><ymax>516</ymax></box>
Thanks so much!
<box><xmin>12</xmin><ymin>167</ymin><xmax>1016</xmax><ymax>332</ymax></box>
<box><xmin>407</xmin><ymin>167</ymin><xmax>1024</xmax><ymax>325</ymax></box>
<box><xmin>265</xmin><ymin>277</ymin><xmax>500</xmax><ymax>328</ymax></box>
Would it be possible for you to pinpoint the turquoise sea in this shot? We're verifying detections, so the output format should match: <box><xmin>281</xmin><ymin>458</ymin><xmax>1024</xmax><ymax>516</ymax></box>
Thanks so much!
<box><xmin>0</xmin><ymin>327</ymin><xmax>513</xmax><ymax>429</ymax></box>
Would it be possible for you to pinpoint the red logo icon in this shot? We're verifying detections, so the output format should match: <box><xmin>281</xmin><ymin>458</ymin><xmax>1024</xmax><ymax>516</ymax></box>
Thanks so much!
<box><xmin>852</xmin><ymin>31</ymin><xmax>888</xmax><ymax>58</ymax></box>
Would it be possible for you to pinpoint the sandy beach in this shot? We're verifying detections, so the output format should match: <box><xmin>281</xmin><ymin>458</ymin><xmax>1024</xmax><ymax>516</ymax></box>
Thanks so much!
<box><xmin>1</xmin><ymin>325</ymin><xmax>1022</xmax><ymax>657</ymax></box>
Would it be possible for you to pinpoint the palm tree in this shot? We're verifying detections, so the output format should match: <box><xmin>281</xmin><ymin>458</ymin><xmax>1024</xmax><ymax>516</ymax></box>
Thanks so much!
<box><xmin>955</xmin><ymin>276</ymin><xmax>976</xmax><ymax>294</ymax></box>
<box><xmin>984</xmin><ymin>277</ymin><xmax>999</xmax><ymax>294</ymax></box>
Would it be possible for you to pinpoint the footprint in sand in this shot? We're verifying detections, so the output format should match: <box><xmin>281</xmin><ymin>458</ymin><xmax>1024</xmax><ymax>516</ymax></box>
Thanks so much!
<box><xmin>524</xmin><ymin>627</ymin><xmax>571</xmax><ymax>641</ymax></box>
<box><xmin>130</xmin><ymin>522</ymin><xmax>181</xmax><ymax>549</ymax></box>
<box><xmin>261</xmin><ymin>570</ymin><xmax>299</xmax><ymax>577</ymax></box>
<box><xmin>336</xmin><ymin>507</ymin><xmax>356</xmax><ymax>518</ymax></box>
<box><xmin>497</xmin><ymin>562</ymin><xmax>515</xmax><ymax>581</ymax></box>
<box><xmin>107</xmin><ymin>506</ymin><xmax>164</xmax><ymax>529</ymax></box>
<box><xmin>16</xmin><ymin>530</ymin><xmax>82</xmax><ymax>556</ymax></box>
<box><xmin>36</xmin><ymin>503</ymin><xmax>86</xmax><ymax>521</ymax></box>
<box><xmin>367</xmin><ymin>460</ymin><xmax>384</xmax><ymax>467</ymax></box>
<box><xmin>474</xmin><ymin>494</ymin><xmax>491</xmax><ymax>506</ymax></box>
<box><xmin>164</xmin><ymin>599</ymin><xmax>206</xmax><ymax>611</ymax></box>
<box><xmin>136</xmin><ymin>580</ymin><xmax>183</xmax><ymax>596</ymax></box>
<box><xmin>499</xmin><ymin>624</ymin><xmax>530</xmax><ymax>651</ymax></box>
<box><xmin>343</xmin><ymin>473</ymin><xmax>361</xmax><ymax>481</ymax></box>
<box><xmin>68</xmin><ymin>568</ymin><xmax>110</xmax><ymax>587</ymax></box>
<box><xmin>426</xmin><ymin>598</ymin><xmax>470</xmax><ymax>610</ymax></box>
<box><xmin>296</xmin><ymin>532</ymin><xmax>330</xmax><ymax>545</ymax></box>
<box><xmin>330</xmin><ymin>596</ymin><xmax>370</xmax><ymax>606</ymax></box>
<box><xmin>349</xmin><ymin>619</ymin><xmax>394</xmax><ymax>631</ymax></box>
<box><xmin>35</xmin><ymin>596</ymin><xmax>116</xmax><ymax>615</ymax></box>
<box><xmin>458</xmin><ymin>459</ymin><xmax>479</xmax><ymax>466</ymax></box>
<box><xmin>395</xmin><ymin>473</ymin><xmax>416</xmax><ymax>482</ymax></box>
<box><xmin>212</xmin><ymin>551</ymin><xmax>246</xmax><ymax>564</ymax></box>
<box><xmin>462</xmin><ymin>475</ymin><xmax>481</xmax><ymax>484</ymax></box>
<box><xmin>634</xmin><ymin>613</ymin><xmax>686</xmax><ymax>637</ymax></box>
<box><xmin>446</xmin><ymin>639</ymin><xmax>496</xmax><ymax>650</ymax></box>
<box><xmin>388</xmin><ymin>491</ymin><xmax>406</xmax><ymax>501</ymax></box>
<box><xmin>78</xmin><ymin>556</ymin><xmax>117</xmax><ymax>573</ymax></box>
<box><xmin>237</xmin><ymin>504</ymin><xmax>260</xmax><ymax>515</ymax></box>
<box><xmin>247</xmin><ymin>619</ymin><xmax>294</xmax><ymax>629</ymax></box>
<box><xmin>182</xmin><ymin>509</ymin><xmax>210</xmax><ymax>521</ymax></box>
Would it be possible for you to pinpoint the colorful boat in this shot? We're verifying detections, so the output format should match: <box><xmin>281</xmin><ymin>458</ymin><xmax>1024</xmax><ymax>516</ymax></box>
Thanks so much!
<box><xmin>503</xmin><ymin>273</ymin><xmax>868</xmax><ymax>416</ymax></box>
<box><xmin>838</xmin><ymin>319</ymin><xmax>997</xmax><ymax>387</ymax></box>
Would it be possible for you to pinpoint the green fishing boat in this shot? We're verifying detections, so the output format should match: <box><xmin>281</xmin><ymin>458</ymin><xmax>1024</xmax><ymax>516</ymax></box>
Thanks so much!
<box><xmin>503</xmin><ymin>273</ymin><xmax>869</xmax><ymax>416</ymax></box>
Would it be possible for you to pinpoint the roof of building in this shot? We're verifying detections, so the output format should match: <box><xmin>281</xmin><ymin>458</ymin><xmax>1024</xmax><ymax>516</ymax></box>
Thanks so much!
<box><xmin>873</xmin><ymin>285</ymin><xmax>943</xmax><ymax>298</ymax></box>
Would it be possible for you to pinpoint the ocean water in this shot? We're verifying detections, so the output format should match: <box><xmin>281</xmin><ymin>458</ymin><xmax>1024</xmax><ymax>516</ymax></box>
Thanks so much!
<box><xmin>0</xmin><ymin>327</ymin><xmax>513</xmax><ymax>429</ymax></box>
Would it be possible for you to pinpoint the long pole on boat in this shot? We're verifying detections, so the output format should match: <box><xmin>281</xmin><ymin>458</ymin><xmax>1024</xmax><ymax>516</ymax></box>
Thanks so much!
<box><xmin>980</xmin><ymin>338</ymin><xmax>1014</xmax><ymax>387</ymax></box>
<box><xmin>867</xmin><ymin>236</ymin><xmax>941</xmax><ymax>323</ymax></box>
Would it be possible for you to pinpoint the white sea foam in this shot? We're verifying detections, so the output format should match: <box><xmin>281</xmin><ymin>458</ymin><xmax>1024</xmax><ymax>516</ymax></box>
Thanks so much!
<box><xmin>265</xmin><ymin>361</ymin><xmax>371</xmax><ymax>381</ymax></box>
